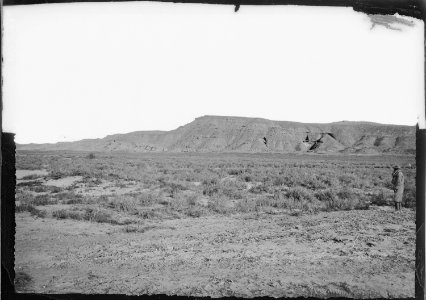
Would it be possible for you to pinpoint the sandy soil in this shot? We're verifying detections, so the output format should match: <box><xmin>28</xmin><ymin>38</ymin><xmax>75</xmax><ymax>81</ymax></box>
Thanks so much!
<box><xmin>16</xmin><ymin>169</ymin><xmax>143</xmax><ymax>197</ymax></box>
<box><xmin>43</xmin><ymin>176</ymin><xmax>83</xmax><ymax>188</ymax></box>
<box><xmin>15</xmin><ymin>207</ymin><xmax>415</xmax><ymax>297</ymax></box>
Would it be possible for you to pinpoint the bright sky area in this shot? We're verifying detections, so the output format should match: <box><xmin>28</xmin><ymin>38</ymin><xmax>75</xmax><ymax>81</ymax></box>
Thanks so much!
<box><xmin>2</xmin><ymin>3</ymin><xmax>425</xmax><ymax>144</ymax></box>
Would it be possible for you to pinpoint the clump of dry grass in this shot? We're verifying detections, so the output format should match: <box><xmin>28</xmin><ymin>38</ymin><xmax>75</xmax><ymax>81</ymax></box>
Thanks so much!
<box><xmin>202</xmin><ymin>179</ymin><xmax>246</xmax><ymax>200</ymax></box>
<box><xmin>316</xmin><ymin>188</ymin><xmax>369</xmax><ymax>211</ymax></box>
<box><xmin>208</xmin><ymin>196</ymin><xmax>230</xmax><ymax>214</ymax></box>
<box><xmin>16</xmin><ymin>203</ymin><xmax>46</xmax><ymax>218</ymax></box>
<box><xmin>235</xmin><ymin>198</ymin><xmax>258</xmax><ymax>213</ymax></box>
<box><xmin>52</xmin><ymin>209</ymin><xmax>83</xmax><ymax>220</ymax></box>
<box><xmin>404</xmin><ymin>183</ymin><xmax>416</xmax><ymax>209</ymax></box>
<box><xmin>185</xmin><ymin>206</ymin><xmax>204</xmax><ymax>217</ymax></box>
<box><xmin>52</xmin><ymin>206</ymin><xmax>135</xmax><ymax>225</ymax></box>
<box><xmin>31</xmin><ymin>194</ymin><xmax>54</xmax><ymax>206</ymax></box>
<box><xmin>369</xmin><ymin>188</ymin><xmax>390</xmax><ymax>206</ymax></box>
<box><xmin>84</xmin><ymin>207</ymin><xmax>117</xmax><ymax>223</ymax></box>
<box><xmin>104</xmin><ymin>196</ymin><xmax>140</xmax><ymax>215</ymax></box>
<box><xmin>166</xmin><ymin>192</ymin><xmax>205</xmax><ymax>218</ymax></box>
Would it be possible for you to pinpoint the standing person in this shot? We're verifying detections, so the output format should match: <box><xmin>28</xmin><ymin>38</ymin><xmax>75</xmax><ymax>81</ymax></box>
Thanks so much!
<box><xmin>391</xmin><ymin>165</ymin><xmax>404</xmax><ymax>211</ymax></box>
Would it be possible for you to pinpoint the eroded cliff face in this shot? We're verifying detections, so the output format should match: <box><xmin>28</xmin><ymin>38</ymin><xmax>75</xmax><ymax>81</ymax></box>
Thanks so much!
<box><xmin>17</xmin><ymin>115</ymin><xmax>415</xmax><ymax>154</ymax></box>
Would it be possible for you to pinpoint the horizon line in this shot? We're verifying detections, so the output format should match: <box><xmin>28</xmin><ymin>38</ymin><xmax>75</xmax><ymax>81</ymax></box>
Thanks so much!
<box><xmin>13</xmin><ymin>115</ymin><xmax>417</xmax><ymax>145</ymax></box>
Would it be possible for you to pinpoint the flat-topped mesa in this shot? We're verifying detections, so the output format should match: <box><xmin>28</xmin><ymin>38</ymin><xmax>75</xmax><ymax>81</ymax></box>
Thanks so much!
<box><xmin>18</xmin><ymin>116</ymin><xmax>415</xmax><ymax>154</ymax></box>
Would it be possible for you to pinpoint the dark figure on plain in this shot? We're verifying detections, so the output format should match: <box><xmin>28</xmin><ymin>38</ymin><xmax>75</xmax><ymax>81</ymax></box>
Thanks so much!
<box><xmin>391</xmin><ymin>165</ymin><xmax>404</xmax><ymax>211</ymax></box>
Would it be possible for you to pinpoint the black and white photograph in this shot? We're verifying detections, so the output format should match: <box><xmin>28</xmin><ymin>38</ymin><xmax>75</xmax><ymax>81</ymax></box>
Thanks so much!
<box><xmin>2</xmin><ymin>1</ymin><xmax>424</xmax><ymax>297</ymax></box>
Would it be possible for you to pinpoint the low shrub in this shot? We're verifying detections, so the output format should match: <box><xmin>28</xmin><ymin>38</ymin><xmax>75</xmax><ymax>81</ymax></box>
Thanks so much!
<box><xmin>56</xmin><ymin>192</ymin><xmax>84</xmax><ymax>204</ymax></box>
<box><xmin>301</xmin><ymin>176</ymin><xmax>328</xmax><ymax>190</ymax></box>
<box><xmin>235</xmin><ymin>198</ymin><xmax>258</xmax><ymax>213</ymax></box>
<box><xmin>228</xmin><ymin>169</ymin><xmax>242</xmax><ymax>176</ymax></box>
<box><xmin>326</xmin><ymin>197</ymin><xmax>369</xmax><ymax>211</ymax></box>
<box><xmin>84</xmin><ymin>208</ymin><xmax>117</xmax><ymax>224</ymax></box>
<box><xmin>17</xmin><ymin>181</ymin><xmax>43</xmax><ymax>187</ymax></box>
<box><xmin>202</xmin><ymin>178</ymin><xmax>219</xmax><ymax>185</ymax></box>
<box><xmin>52</xmin><ymin>209</ymin><xmax>83</xmax><ymax>220</ymax></box>
<box><xmin>16</xmin><ymin>203</ymin><xmax>46</xmax><ymax>218</ymax></box>
<box><xmin>138</xmin><ymin>191</ymin><xmax>158</xmax><ymax>206</ymax></box>
<box><xmin>314</xmin><ymin>189</ymin><xmax>336</xmax><ymax>202</ymax></box>
<box><xmin>124</xmin><ymin>225</ymin><xmax>139</xmax><ymax>233</ymax></box>
<box><xmin>203</xmin><ymin>178</ymin><xmax>246</xmax><ymax>200</ymax></box>
<box><xmin>32</xmin><ymin>194</ymin><xmax>52</xmax><ymax>206</ymax></box>
<box><xmin>163</xmin><ymin>181</ymin><xmax>187</xmax><ymax>198</ymax></box>
<box><xmin>316</xmin><ymin>188</ymin><xmax>369</xmax><ymax>211</ymax></box>
<box><xmin>185</xmin><ymin>206</ymin><xmax>203</xmax><ymax>218</ymax></box>
<box><xmin>221</xmin><ymin>185</ymin><xmax>244</xmax><ymax>200</ymax></box>
<box><xmin>255</xmin><ymin>196</ymin><xmax>277</xmax><ymax>208</ymax></box>
<box><xmin>105</xmin><ymin>196</ymin><xmax>139</xmax><ymax>214</ymax></box>
<box><xmin>284</xmin><ymin>197</ymin><xmax>323</xmax><ymax>213</ymax></box>
<box><xmin>203</xmin><ymin>184</ymin><xmax>220</xmax><ymax>196</ymax></box>
<box><xmin>338</xmin><ymin>174</ymin><xmax>356</xmax><ymax>185</ymax></box>
<box><xmin>336</xmin><ymin>188</ymin><xmax>357</xmax><ymax>202</ymax></box>
<box><xmin>48</xmin><ymin>186</ymin><xmax>63</xmax><ymax>194</ymax></box>
<box><xmin>286</xmin><ymin>186</ymin><xmax>315</xmax><ymax>202</ymax></box>
<box><xmin>208</xmin><ymin>196</ymin><xmax>231</xmax><ymax>214</ymax></box>
<box><xmin>249</xmin><ymin>183</ymin><xmax>271</xmax><ymax>194</ymax></box>
<box><xmin>138</xmin><ymin>210</ymin><xmax>156</xmax><ymax>219</ymax></box>
<box><xmin>186</xmin><ymin>194</ymin><xmax>198</xmax><ymax>206</ymax></box>
<box><xmin>404</xmin><ymin>184</ymin><xmax>416</xmax><ymax>209</ymax></box>
<box><xmin>272</xmin><ymin>176</ymin><xmax>287</xmax><ymax>187</ymax></box>
<box><xmin>64</xmin><ymin>197</ymin><xmax>84</xmax><ymax>205</ymax></box>
<box><xmin>30</xmin><ymin>185</ymin><xmax>49</xmax><ymax>193</ymax></box>
<box><xmin>370</xmin><ymin>189</ymin><xmax>390</xmax><ymax>206</ymax></box>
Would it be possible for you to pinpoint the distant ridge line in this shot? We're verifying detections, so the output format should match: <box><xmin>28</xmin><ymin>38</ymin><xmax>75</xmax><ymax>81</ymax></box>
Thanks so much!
<box><xmin>18</xmin><ymin>115</ymin><xmax>416</xmax><ymax>154</ymax></box>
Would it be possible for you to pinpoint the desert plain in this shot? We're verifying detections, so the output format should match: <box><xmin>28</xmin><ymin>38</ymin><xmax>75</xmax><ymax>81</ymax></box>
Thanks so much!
<box><xmin>13</xmin><ymin>150</ymin><xmax>416</xmax><ymax>297</ymax></box>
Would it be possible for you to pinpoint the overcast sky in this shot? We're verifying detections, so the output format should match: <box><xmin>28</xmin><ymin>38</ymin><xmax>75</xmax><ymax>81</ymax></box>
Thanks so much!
<box><xmin>3</xmin><ymin>3</ymin><xmax>424</xmax><ymax>144</ymax></box>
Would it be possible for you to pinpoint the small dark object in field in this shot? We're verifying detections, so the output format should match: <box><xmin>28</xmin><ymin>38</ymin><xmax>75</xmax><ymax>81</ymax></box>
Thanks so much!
<box><xmin>290</xmin><ymin>210</ymin><xmax>302</xmax><ymax>217</ymax></box>
<box><xmin>332</xmin><ymin>237</ymin><xmax>343</xmax><ymax>243</ymax></box>
<box><xmin>186</xmin><ymin>207</ymin><xmax>203</xmax><ymax>218</ymax></box>
<box><xmin>86</xmin><ymin>153</ymin><xmax>96</xmax><ymax>159</ymax></box>
<box><xmin>50</xmin><ymin>173</ymin><xmax>63</xmax><ymax>180</ymax></box>
<box><xmin>366</xmin><ymin>241</ymin><xmax>376</xmax><ymax>247</ymax></box>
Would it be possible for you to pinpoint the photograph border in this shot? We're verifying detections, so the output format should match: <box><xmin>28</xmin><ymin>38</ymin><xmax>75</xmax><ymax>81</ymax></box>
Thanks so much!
<box><xmin>1</xmin><ymin>0</ymin><xmax>425</xmax><ymax>298</ymax></box>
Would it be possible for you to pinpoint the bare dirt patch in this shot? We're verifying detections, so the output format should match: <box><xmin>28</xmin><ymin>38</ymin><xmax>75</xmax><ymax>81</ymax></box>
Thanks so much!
<box><xmin>43</xmin><ymin>176</ymin><xmax>83</xmax><ymax>188</ymax></box>
<box><xmin>15</xmin><ymin>207</ymin><xmax>414</xmax><ymax>297</ymax></box>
